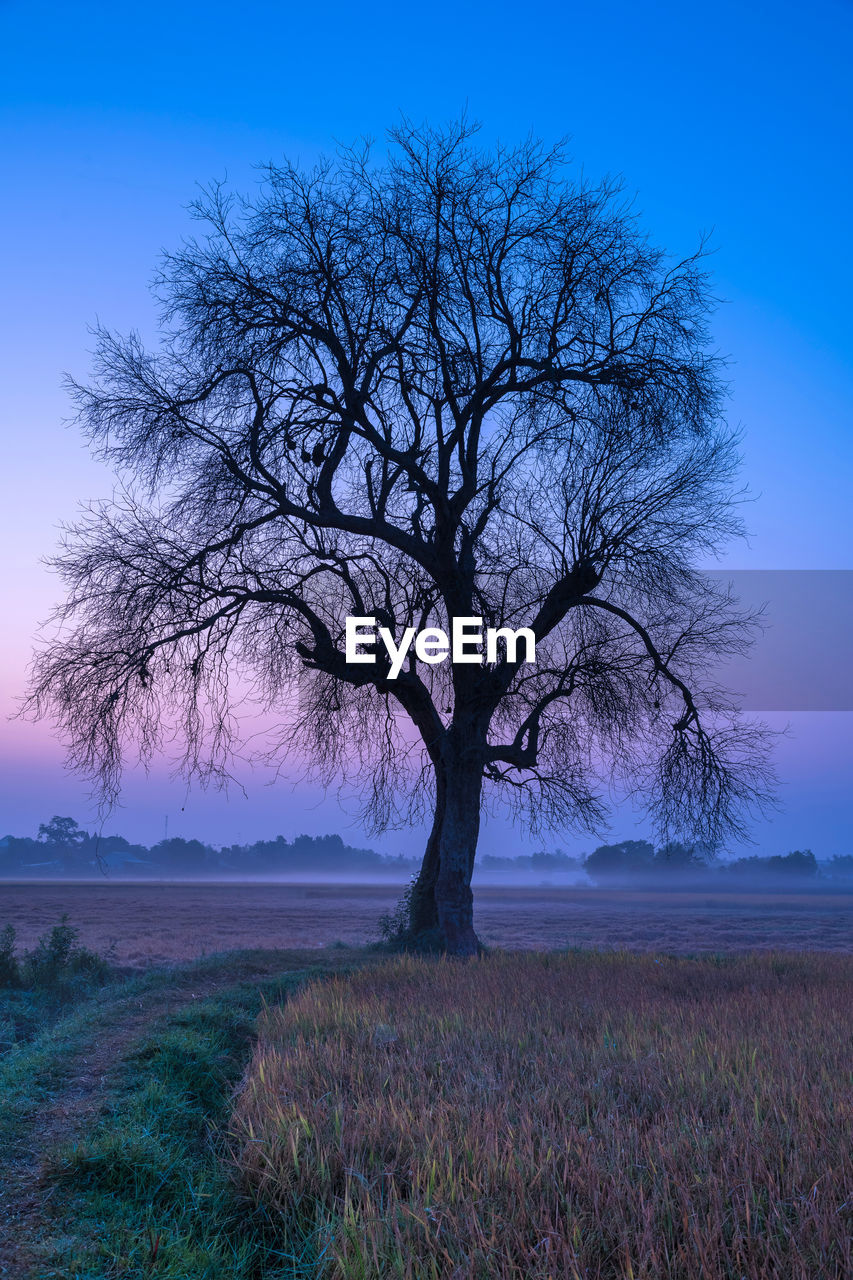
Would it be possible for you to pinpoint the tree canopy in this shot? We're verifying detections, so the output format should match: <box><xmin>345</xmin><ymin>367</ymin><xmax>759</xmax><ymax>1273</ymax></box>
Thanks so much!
<box><xmin>26</xmin><ymin>119</ymin><xmax>775</xmax><ymax>952</ymax></box>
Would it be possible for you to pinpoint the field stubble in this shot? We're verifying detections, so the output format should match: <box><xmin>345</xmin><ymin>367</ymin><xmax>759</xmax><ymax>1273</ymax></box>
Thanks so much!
<box><xmin>2</xmin><ymin>882</ymin><xmax>852</xmax><ymax>964</ymax></box>
<box><xmin>233</xmin><ymin>951</ymin><xmax>853</xmax><ymax>1280</ymax></box>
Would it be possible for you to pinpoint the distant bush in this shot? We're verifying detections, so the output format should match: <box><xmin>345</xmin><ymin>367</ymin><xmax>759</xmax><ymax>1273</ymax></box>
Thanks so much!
<box><xmin>0</xmin><ymin>924</ymin><xmax>21</xmax><ymax>988</ymax></box>
<box><xmin>0</xmin><ymin>915</ymin><xmax>112</xmax><ymax>990</ymax></box>
<box><xmin>479</xmin><ymin>851</ymin><xmax>586</xmax><ymax>877</ymax></box>
<box><xmin>583</xmin><ymin>839</ymin><xmax>656</xmax><ymax>879</ymax></box>
<box><xmin>724</xmin><ymin>849</ymin><xmax>819</xmax><ymax>879</ymax></box>
<box><xmin>651</xmin><ymin>840</ymin><xmax>712</xmax><ymax>872</ymax></box>
<box><xmin>825</xmin><ymin>855</ymin><xmax>853</xmax><ymax>881</ymax></box>
<box><xmin>580</xmin><ymin>842</ymin><xmax>834</xmax><ymax>885</ymax></box>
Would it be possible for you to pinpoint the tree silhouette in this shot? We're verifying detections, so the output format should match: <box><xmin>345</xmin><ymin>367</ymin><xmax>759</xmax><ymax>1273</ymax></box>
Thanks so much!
<box><xmin>38</xmin><ymin>816</ymin><xmax>86</xmax><ymax>847</ymax></box>
<box><xmin>26</xmin><ymin>120</ymin><xmax>774</xmax><ymax>954</ymax></box>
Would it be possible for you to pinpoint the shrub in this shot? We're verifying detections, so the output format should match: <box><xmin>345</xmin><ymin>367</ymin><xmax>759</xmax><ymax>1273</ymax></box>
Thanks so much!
<box><xmin>22</xmin><ymin>915</ymin><xmax>112</xmax><ymax>989</ymax></box>
<box><xmin>375</xmin><ymin>879</ymin><xmax>448</xmax><ymax>954</ymax></box>
<box><xmin>375</xmin><ymin>879</ymin><xmax>416</xmax><ymax>949</ymax></box>
<box><xmin>0</xmin><ymin>924</ymin><xmax>21</xmax><ymax>988</ymax></box>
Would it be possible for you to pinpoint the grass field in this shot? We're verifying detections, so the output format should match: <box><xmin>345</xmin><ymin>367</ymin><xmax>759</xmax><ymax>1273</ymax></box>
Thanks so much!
<box><xmin>3</xmin><ymin>881</ymin><xmax>853</xmax><ymax>962</ymax></box>
<box><xmin>1</xmin><ymin>895</ymin><xmax>851</xmax><ymax>1278</ymax></box>
<box><xmin>234</xmin><ymin>952</ymin><xmax>853</xmax><ymax>1279</ymax></box>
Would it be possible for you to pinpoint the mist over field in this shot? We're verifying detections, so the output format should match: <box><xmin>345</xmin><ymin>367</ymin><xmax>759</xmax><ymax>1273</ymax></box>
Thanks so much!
<box><xmin>2</xmin><ymin>816</ymin><xmax>851</xmax><ymax>891</ymax></box>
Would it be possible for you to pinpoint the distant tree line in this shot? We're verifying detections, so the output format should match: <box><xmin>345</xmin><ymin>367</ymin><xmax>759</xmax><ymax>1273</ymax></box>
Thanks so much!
<box><xmin>0</xmin><ymin>816</ymin><xmax>411</xmax><ymax>878</ymax></box>
<box><xmin>0</xmin><ymin>818</ymin><xmax>849</xmax><ymax>884</ymax></box>
<box><xmin>479</xmin><ymin>841</ymin><xmax>853</xmax><ymax>885</ymax></box>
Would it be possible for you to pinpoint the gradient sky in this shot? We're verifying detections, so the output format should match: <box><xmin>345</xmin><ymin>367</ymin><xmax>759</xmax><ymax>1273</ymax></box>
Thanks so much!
<box><xmin>1</xmin><ymin>0</ymin><xmax>851</xmax><ymax>856</ymax></box>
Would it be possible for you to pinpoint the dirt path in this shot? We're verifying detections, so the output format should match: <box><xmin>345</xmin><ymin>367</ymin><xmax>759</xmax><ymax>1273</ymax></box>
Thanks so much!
<box><xmin>0</xmin><ymin>958</ymin><xmax>292</xmax><ymax>1279</ymax></box>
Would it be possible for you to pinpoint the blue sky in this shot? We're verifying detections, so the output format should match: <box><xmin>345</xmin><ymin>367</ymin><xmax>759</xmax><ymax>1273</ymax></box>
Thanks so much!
<box><xmin>1</xmin><ymin>0</ymin><xmax>851</xmax><ymax>854</ymax></box>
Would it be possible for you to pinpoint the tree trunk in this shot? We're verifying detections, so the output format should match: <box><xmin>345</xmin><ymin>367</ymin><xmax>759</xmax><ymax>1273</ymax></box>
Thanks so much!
<box><xmin>433</xmin><ymin>757</ymin><xmax>483</xmax><ymax>956</ymax></box>
<box><xmin>408</xmin><ymin>770</ymin><xmax>445</xmax><ymax>939</ymax></box>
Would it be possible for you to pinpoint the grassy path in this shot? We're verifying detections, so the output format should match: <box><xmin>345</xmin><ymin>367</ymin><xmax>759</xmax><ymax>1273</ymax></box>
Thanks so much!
<box><xmin>0</xmin><ymin>948</ymin><xmax>364</xmax><ymax>1279</ymax></box>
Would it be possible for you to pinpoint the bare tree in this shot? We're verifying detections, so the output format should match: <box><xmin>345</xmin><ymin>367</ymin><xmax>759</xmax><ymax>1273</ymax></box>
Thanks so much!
<box><xmin>26</xmin><ymin>120</ymin><xmax>774</xmax><ymax>954</ymax></box>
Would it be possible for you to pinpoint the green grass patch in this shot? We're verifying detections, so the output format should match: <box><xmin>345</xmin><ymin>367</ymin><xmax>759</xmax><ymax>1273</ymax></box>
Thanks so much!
<box><xmin>0</xmin><ymin>915</ymin><xmax>117</xmax><ymax>1058</ymax></box>
<box><xmin>0</xmin><ymin>969</ymin><xmax>164</xmax><ymax>1150</ymax></box>
<box><xmin>28</xmin><ymin>959</ymin><xmax>363</xmax><ymax>1279</ymax></box>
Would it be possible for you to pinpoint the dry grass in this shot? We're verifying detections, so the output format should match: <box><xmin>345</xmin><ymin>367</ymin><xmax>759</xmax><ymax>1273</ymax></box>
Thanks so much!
<box><xmin>3</xmin><ymin>882</ymin><xmax>852</xmax><ymax>964</ymax></box>
<box><xmin>232</xmin><ymin>952</ymin><xmax>853</xmax><ymax>1279</ymax></box>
